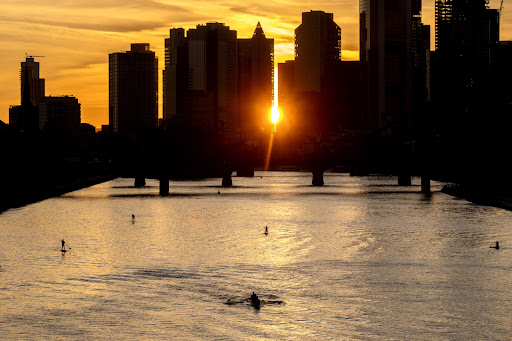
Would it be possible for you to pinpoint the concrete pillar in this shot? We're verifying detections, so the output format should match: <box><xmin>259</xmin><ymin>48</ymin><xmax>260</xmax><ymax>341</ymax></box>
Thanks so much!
<box><xmin>222</xmin><ymin>172</ymin><xmax>232</xmax><ymax>187</ymax></box>
<box><xmin>421</xmin><ymin>173</ymin><xmax>430</xmax><ymax>194</ymax></box>
<box><xmin>134</xmin><ymin>176</ymin><xmax>145</xmax><ymax>187</ymax></box>
<box><xmin>312</xmin><ymin>171</ymin><xmax>324</xmax><ymax>186</ymax></box>
<box><xmin>398</xmin><ymin>174</ymin><xmax>411</xmax><ymax>186</ymax></box>
<box><xmin>160</xmin><ymin>177</ymin><xmax>169</xmax><ymax>196</ymax></box>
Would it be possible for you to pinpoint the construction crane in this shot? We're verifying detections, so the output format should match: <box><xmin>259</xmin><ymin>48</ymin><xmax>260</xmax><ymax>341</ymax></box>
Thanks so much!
<box><xmin>25</xmin><ymin>53</ymin><xmax>45</xmax><ymax>58</ymax></box>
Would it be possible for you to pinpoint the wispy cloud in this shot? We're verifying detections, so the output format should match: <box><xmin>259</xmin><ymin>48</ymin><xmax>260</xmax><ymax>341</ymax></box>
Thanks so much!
<box><xmin>0</xmin><ymin>0</ymin><xmax>506</xmax><ymax>127</ymax></box>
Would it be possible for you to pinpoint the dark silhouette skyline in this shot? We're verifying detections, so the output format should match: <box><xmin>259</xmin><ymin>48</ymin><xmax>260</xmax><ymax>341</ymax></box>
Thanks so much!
<box><xmin>2</xmin><ymin>1</ymin><xmax>512</xmax><ymax>210</ymax></box>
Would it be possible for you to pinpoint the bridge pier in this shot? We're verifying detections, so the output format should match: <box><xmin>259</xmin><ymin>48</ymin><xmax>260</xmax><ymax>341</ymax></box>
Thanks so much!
<box><xmin>421</xmin><ymin>173</ymin><xmax>430</xmax><ymax>194</ymax></box>
<box><xmin>134</xmin><ymin>176</ymin><xmax>145</xmax><ymax>187</ymax></box>
<box><xmin>312</xmin><ymin>171</ymin><xmax>324</xmax><ymax>186</ymax></box>
<box><xmin>222</xmin><ymin>172</ymin><xmax>232</xmax><ymax>187</ymax></box>
<box><xmin>398</xmin><ymin>174</ymin><xmax>411</xmax><ymax>186</ymax></box>
<box><xmin>160</xmin><ymin>177</ymin><xmax>169</xmax><ymax>196</ymax></box>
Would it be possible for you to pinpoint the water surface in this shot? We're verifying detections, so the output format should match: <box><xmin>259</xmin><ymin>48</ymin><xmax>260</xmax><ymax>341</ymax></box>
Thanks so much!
<box><xmin>1</xmin><ymin>172</ymin><xmax>511</xmax><ymax>340</ymax></box>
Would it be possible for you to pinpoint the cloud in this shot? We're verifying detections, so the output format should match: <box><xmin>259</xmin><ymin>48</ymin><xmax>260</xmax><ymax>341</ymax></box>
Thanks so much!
<box><xmin>0</xmin><ymin>0</ymin><xmax>194</xmax><ymax>33</ymax></box>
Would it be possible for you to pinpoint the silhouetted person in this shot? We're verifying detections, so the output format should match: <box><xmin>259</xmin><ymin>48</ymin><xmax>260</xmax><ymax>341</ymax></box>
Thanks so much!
<box><xmin>250</xmin><ymin>292</ymin><xmax>260</xmax><ymax>307</ymax></box>
<box><xmin>132</xmin><ymin>214</ymin><xmax>135</xmax><ymax>221</ymax></box>
<box><xmin>491</xmin><ymin>241</ymin><xmax>500</xmax><ymax>249</ymax></box>
<box><xmin>61</xmin><ymin>239</ymin><xmax>66</xmax><ymax>251</ymax></box>
<box><xmin>264</xmin><ymin>226</ymin><xmax>268</xmax><ymax>235</ymax></box>
<box><xmin>218</xmin><ymin>190</ymin><xmax>220</xmax><ymax>194</ymax></box>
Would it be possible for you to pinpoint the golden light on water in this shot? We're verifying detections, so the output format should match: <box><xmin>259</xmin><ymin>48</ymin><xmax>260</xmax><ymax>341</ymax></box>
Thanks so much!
<box><xmin>270</xmin><ymin>107</ymin><xmax>280</xmax><ymax>123</ymax></box>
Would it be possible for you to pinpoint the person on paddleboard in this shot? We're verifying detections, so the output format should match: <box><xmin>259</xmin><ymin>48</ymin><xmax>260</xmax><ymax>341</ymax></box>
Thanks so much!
<box><xmin>61</xmin><ymin>239</ymin><xmax>66</xmax><ymax>250</ymax></box>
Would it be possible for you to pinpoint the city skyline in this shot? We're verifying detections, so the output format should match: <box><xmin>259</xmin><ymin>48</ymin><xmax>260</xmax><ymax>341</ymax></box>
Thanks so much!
<box><xmin>0</xmin><ymin>0</ymin><xmax>509</xmax><ymax>129</ymax></box>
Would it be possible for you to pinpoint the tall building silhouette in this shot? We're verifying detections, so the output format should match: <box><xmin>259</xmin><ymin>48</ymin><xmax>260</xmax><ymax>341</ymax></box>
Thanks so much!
<box><xmin>109</xmin><ymin>44</ymin><xmax>158</xmax><ymax>135</ymax></box>
<box><xmin>188</xmin><ymin>23</ymin><xmax>238</xmax><ymax>139</ymax></box>
<box><xmin>360</xmin><ymin>0</ymin><xmax>425</xmax><ymax>132</ymax></box>
<box><xmin>279</xmin><ymin>11</ymin><xmax>352</xmax><ymax>135</ymax></box>
<box><xmin>433</xmin><ymin>0</ymin><xmax>499</xmax><ymax>117</ymax></box>
<box><xmin>431</xmin><ymin>0</ymin><xmax>500</xmax><ymax>184</ymax></box>
<box><xmin>39</xmin><ymin>96</ymin><xmax>81</xmax><ymax>136</ymax></box>
<box><xmin>163</xmin><ymin>23</ymin><xmax>238</xmax><ymax>141</ymax></box>
<box><xmin>238</xmin><ymin>22</ymin><xmax>274</xmax><ymax>135</ymax></box>
<box><xmin>20</xmin><ymin>57</ymin><xmax>45</xmax><ymax>107</ymax></box>
<box><xmin>295</xmin><ymin>10</ymin><xmax>341</xmax><ymax>93</ymax></box>
<box><xmin>9</xmin><ymin>56</ymin><xmax>45</xmax><ymax>132</ymax></box>
<box><xmin>277</xmin><ymin>60</ymin><xmax>296</xmax><ymax>129</ymax></box>
<box><xmin>163</xmin><ymin>28</ymin><xmax>187</xmax><ymax>123</ymax></box>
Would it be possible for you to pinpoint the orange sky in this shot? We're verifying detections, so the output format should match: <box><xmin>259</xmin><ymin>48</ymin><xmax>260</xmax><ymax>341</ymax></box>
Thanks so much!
<box><xmin>0</xmin><ymin>0</ymin><xmax>509</xmax><ymax>129</ymax></box>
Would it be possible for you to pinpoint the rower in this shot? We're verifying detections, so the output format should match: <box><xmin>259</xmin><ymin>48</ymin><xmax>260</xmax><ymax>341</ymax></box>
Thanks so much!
<box><xmin>490</xmin><ymin>241</ymin><xmax>500</xmax><ymax>249</ymax></box>
<box><xmin>250</xmin><ymin>292</ymin><xmax>260</xmax><ymax>305</ymax></box>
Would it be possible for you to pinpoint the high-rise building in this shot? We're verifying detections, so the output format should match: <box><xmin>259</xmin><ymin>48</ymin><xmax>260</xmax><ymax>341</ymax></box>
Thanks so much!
<box><xmin>277</xmin><ymin>60</ymin><xmax>296</xmax><ymax>124</ymax></box>
<box><xmin>360</xmin><ymin>0</ymin><xmax>428</xmax><ymax>133</ymax></box>
<box><xmin>295</xmin><ymin>11</ymin><xmax>341</xmax><ymax>93</ymax></box>
<box><xmin>277</xmin><ymin>11</ymin><xmax>343</xmax><ymax>135</ymax></box>
<box><xmin>163</xmin><ymin>28</ymin><xmax>187</xmax><ymax>122</ymax></box>
<box><xmin>238</xmin><ymin>22</ymin><xmax>274</xmax><ymax>135</ymax></box>
<box><xmin>39</xmin><ymin>95</ymin><xmax>81</xmax><ymax>136</ymax></box>
<box><xmin>109</xmin><ymin>43</ymin><xmax>158</xmax><ymax>136</ymax></box>
<box><xmin>20</xmin><ymin>57</ymin><xmax>45</xmax><ymax>107</ymax></box>
<box><xmin>186</xmin><ymin>23</ymin><xmax>238</xmax><ymax>139</ymax></box>
<box><xmin>433</xmin><ymin>0</ymin><xmax>499</xmax><ymax>116</ymax></box>
<box><xmin>9</xmin><ymin>57</ymin><xmax>44</xmax><ymax>132</ymax></box>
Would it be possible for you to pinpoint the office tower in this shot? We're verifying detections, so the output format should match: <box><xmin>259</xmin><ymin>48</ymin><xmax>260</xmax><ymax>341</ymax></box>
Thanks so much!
<box><xmin>9</xmin><ymin>57</ymin><xmax>43</xmax><ymax>132</ymax></box>
<box><xmin>278</xmin><ymin>11</ymin><xmax>342</xmax><ymax>135</ymax></box>
<box><xmin>359</xmin><ymin>0</ymin><xmax>430</xmax><ymax>131</ymax></box>
<box><xmin>295</xmin><ymin>11</ymin><xmax>341</xmax><ymax>93</ymax></box>
<box><xmin>186</xmin><ymin>23</ymin><xmax>238</xmax><ymax>139</ymax></box>
<box><xmin>360</xmin><ymin>0</ymin><xmax>423</xmax><ymax>131</ymax></box>
<box><xmin>495</xmin><ymin>41</ymin><xmax>512</xmax><ymax>106</ymax></box>
<box><xmin>433</xmin><ymin>0</ymin><xmax>499</xmax><ymax>116</ymax></box>
<box><xmin>277</xmin><ymin>60</ymin><xmax>296</xmax><ymax>126</ymax></box>
<box><xmin>238</xmin><ymin>22</ymin><xmax>274</xmax><ymax>135</ymax></box>
<box><xmin>20</xmin><ymin>57</ymin><xmax>45</xmax><ymax>107</ymax></box>
<box><xmin>163</xmin><ymin>28</ymin><xmax>187</xmax><ymax>122</ymax></box>
<box><xmin>39</xmin><ymin>96</ymin><xmax>81</xmax><ymax>136</ymax></box>
<box><xmin>109</xmin><ymin>43</ymin><xmax>158</xmax><ymax>135</ymax></box>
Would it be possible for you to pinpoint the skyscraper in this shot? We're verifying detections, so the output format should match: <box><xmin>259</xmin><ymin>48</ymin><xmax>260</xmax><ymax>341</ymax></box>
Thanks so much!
<box><xmin>39</xmin><ymin>95</ymin><xmax>81</xmax><ymax>136</ymax></box>
<box><xmin>109</xmin><ymin>43</ymin><xmax>158</xmax><ymax>136</ymax></box>
<box><xmin>163</xmin><ymin>28</ymin><xmax>187</xmax><ymax>123</ymax></box>
<box><xmin>238</xmin><ymin>22</ymin><xmax>274</xmax><ymax>135</ymax></box>
<box><xmin>433</xmin><ymin>0</ymin><xmax>499</xmax><ymax>116</ymax></box>
<box><xmin>276</xmin><ymin>10</ymin><xmax>343</xmax><ymax>135</ymax></box>
<box><xmin>295</xmin><ymin>10</ymin><xmax>341</xmax><ymax>93</ymax></box>
<box><xmin>187</xmin><ymin>23</ymin><xmax>238</xmax><ymax>139</ymax></box>
<box><xmin>163</xmin><ymin>23</ymin><xmax>239</xmax><ymax>141</ymax></box>
<box><xmin>9</xmin><ymin>56</ymin><xmax>44</xmax><ymax>132</ymax></box>
<box><xmin>20</xmin><ymin>57</ymin><xmax>45</xmax><ymax>107</ymax></box>
<box><xmin>431</xmin><ymin>0</ymin><xmax>500</xmax><ymax>185</ymax></box>
<box><xmin>360</xmin><ymin>0</ymin><xmax>423</xmax><ymax>132</ymax></box>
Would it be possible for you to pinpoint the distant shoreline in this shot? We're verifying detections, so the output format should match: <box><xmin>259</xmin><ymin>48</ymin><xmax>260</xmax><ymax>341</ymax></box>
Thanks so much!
<box><xmin>0</xmin><ymin>175</ymin><xmax>116</xmax><ymax>214</ymax></box>
<box><xmin>441</xmin><ymin>185</ymin><xmax>512</xmax><ymax>212</ymax></box>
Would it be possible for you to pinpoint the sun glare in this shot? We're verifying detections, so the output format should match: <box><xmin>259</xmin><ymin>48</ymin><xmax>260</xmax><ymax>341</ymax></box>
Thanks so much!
<box><xmin>270</xmin><ymin>107</ymin><xmax>280</xmax><ymax>124</ymax></box>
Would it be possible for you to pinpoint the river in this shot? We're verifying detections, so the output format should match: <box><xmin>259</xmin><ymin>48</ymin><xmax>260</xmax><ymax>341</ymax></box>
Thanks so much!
<box><xmin>1</xmin><ymin>172</ymin><xmax>511</xmax><ymax>340</ymax></box>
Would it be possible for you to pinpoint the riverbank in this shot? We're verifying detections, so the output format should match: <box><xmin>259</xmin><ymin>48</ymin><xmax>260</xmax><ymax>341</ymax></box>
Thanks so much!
<box><xmin>0</xmin><ymin>175</ymin><xmax>116</xmax><ymax>214</ymax></box>
<box><xmin>441</xmin><ymin>184</ymin><xmax>512</xmax><ymax>212</ymax></box>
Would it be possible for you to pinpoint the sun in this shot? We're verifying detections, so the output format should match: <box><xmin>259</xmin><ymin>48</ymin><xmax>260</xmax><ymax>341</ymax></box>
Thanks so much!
<box><xmin>270</xmin><ymin>107</ymin><xmax>280</xmax><ymax>124</ymax></box>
